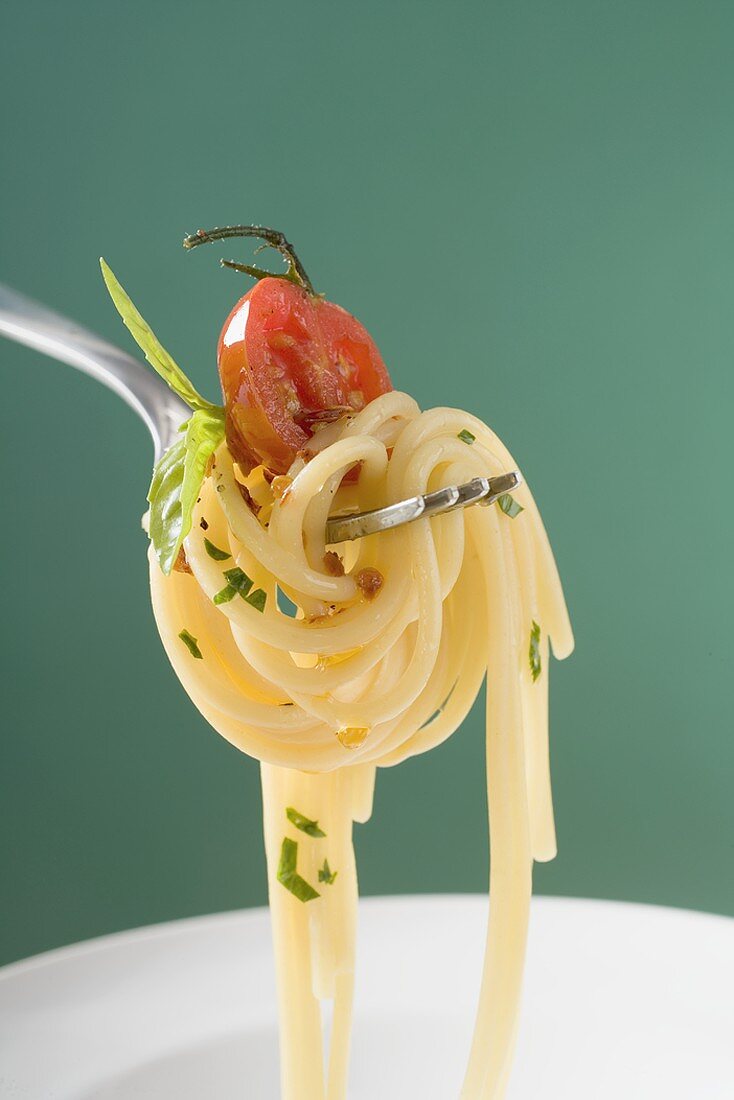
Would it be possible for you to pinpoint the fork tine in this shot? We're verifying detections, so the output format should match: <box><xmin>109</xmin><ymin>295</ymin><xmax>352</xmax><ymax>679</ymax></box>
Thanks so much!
<box><xmin>325</xmin><ymin>471</ymin><xmax>522</xmax><ymax>544</ymax></box>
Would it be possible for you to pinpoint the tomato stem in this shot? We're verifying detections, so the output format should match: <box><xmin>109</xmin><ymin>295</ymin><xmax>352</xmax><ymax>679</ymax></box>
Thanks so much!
<box><xmin>220</xmin><ymin>259</ymin><xmax>286</xmax><ymax>282</ymax></box>
<box><xmin>183</xmin><ymin>225</ymin><xmax>315</xmax><ymax>294</ymax></box>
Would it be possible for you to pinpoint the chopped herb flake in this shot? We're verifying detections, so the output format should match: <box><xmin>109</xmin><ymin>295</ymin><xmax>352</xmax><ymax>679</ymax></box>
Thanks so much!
<box><xmin>497</xmin><ymin>493</ymin><xmax>524</xmax><ymax>519</ymax></box>
<box><xmin>318</xmin><ymin>859</ymin><xmax>338</xmax><ymax>885</ymax></box>
<box><xmin>245</xmin><ymin>588</ymin><xmax>267</xmax><ymax>612</ymax></box>
<box><xmin>223</xmin><ymin>567</ymin><xmax>254</xmax><ymax>596</ymax></box>
<box><xmin>529</xmin><ymin>620</ymin><xmax>542</xmax><ymax>682</ymax></box>
<box><xmin>278</xmin><ymin>836</ymin><xmax>297</xmax><ymax>876</ymax></box>
<box><xmin>457</xmin><ymin>429</ymin><xmax>476</xmax><ymax>445</ymax></box>
<box><xmin>286</xmin><ymin>807</ymin><xmax>326</xmax><ymax>837</ymax></box>
<box><xmin>204</xmin><ymin>538</ymin><xmax>231</xmax><ymax>561</ymax></box>
<box><xmin>277</xmin><ymin>838</ymin><xmax>320</xmax><ymax>903</ymax></box>
<box><xmin>213</xmin><ymin>585</ymin><xmax>237</xmax><ymax>605</ymax></box>
<box><xmin>178</xmin><ymin>630</ymin><xmax>203</xmax><ymax>659</ymax></box>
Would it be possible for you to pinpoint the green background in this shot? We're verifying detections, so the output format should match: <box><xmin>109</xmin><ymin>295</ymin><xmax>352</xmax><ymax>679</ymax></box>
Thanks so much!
<box><xmin>1</xmin><ymin>0</ymin><xmax>732</xmax><ymax>967</ymax></box>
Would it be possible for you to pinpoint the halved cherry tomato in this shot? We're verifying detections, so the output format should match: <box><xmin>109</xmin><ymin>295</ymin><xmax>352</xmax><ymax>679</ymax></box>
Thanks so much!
<box><xmin>217</xmin><ymin>277</ymin><xmax>392</xmax><ymax>473</ymax></box>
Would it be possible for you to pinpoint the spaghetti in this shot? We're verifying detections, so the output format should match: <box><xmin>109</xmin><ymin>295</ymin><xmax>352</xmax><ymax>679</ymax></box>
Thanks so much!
<box><xmin>149</xmin><ymin>390</ymin><xmax>573</xmax><ymax>1099</ymax></box>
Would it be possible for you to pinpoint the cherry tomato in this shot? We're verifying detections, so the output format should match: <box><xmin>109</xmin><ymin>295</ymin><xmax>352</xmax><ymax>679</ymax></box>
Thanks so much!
<box><xmin>217</xmin><ymin>277</ymin><xmax>392</xmax><ymax>473</ymax></box>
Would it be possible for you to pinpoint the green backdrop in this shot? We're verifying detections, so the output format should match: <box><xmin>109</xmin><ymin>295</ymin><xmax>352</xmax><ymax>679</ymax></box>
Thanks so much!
<box><xmin>1</xmin><ymin>0</ymin><xmax>732</xmax><ymax>967</ymax></box>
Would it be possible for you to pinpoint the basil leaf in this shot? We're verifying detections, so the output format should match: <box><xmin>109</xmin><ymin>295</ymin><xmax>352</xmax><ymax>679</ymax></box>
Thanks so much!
<box><xmin>457</xmin><ymin>428</ymin><xmax>475</xmax><ymax>445</ymax></box>
<box><xmin>204</xmin><ymin>538</ymin><xmax>231</xmax><ymax>561</ymax></box>
<box><xmin>497</xmin><ymin>493</ymin><xmax>524</xmax><ymax>519</ymax></box>
<box><xmin>318</xmin><ymin>859</ymin><xmax>338</xmax><ymax>885</ymax></box>
<box><xmin>148</xmin><ymin>407</ymin><xmax>225</xmax><ymax>574</ymax></box>
<box><xmin>286</xmin><ymin>807</ymin><xmax>326</xmax><ymax>838</ymax></box>
<box><xmin>277</xmin><ymin>838</ymin><xmax>320</xmax><ymax>903</ymax></box>
<box><xmin>529</xmin><ymin>620</ymin><xmax>542</xmax><ymax>682</ymax></box>
<box><xmin>100</xmin><ymin>259</ymin><xmax>220</xmax><ymax>414</ymax></box>
<box><xmin>178</xmin><ymin>630</ymin><xmax>203</xmax><ymax>659</ymax></box>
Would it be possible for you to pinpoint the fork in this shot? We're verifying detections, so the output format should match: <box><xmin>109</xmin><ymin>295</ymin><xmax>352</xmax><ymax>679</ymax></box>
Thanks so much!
<box><xmin>0</xmin><ymin>282</ymin><xmax>520</xmax><ymax>542</ymax></box>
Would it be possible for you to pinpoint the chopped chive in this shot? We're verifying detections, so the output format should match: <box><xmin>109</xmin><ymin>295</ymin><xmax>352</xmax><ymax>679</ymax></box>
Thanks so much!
<box><xmin>204</xmin><ymin>538</ymin><xmax>231</xmax><ymax>561</ymax></box>
<box><xmin>213</xmin><ymin>567</ymin><xmax>263</xmax><ymax>608</ymax></box>
<box><xmin>277</xmin><ymin>838</ymin><xmax>320</xmax><ymax>902</ymax></box>
<box><xmin>457</xmin><ymin>428</ymin><xmax>476</xmax><ymax>445</ymax></box>
<box><xmin>497</xmin><ymin>493</ymin><xmax>524</xmax><ymax>519</ymax></box>
<box><xmin>278</xmin><ymin>836</ymin><xmax>297</xmax><ymax>876</ymax></box>
<box><xmin>223</xmin><ymin>567</ymin><xmax>254</xmax><ymax>595</ymax></box>
<box><xmin>283</xmin><ymin>873</ymin><xmax>318</xmax><ymax>903</ymax></box>
<box><xmin>529</xmin><ymin>620</ymin><xmax>542</xmax><ymax>682</ymax></box>
<box><xmin>178</xmin><ymin>629</ymin><xmax>203</xmax><ymax>659</ymax></box>
<box><xmin>318</xmin><ymin>859</ymin><xmax>338</xmax><ymax>885</ymax></box>
<box><xmin>213</xmin><ymin>585</ymin><xmax>237</xmax><ymax>605</ymax></box>
<box><xmin>245</xmin><ymin>588</ymin><xmax>267</xmax><ymax>612</ymax></box>
<box><xmin>286</xmin><ymin>807</ymin><xmax>326</xmax><ymax>838</ymax></box>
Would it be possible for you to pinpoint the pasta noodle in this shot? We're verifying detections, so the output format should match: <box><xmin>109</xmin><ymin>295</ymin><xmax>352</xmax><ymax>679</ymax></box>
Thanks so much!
<box><xmin>149</xmin><ymin>390</ymin><xmax>573</xmax><ymax>1099</ymax></box>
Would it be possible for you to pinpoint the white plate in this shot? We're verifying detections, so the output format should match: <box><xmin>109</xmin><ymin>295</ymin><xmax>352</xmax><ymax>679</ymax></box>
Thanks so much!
<box><xmin>1</xmin><ymin>896</ymin><xmax>732</xmax><ymax>1098</ymax></box>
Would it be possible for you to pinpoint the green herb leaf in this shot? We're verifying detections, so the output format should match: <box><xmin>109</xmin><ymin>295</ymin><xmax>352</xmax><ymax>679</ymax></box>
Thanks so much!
<box><xmin>318</xmin><ymin>859</ymin><xmax>338</xmax><ymax>885</ymax></box>
<box><xmin>223</xmin><ymin>567</ymin><xmax>254</xmax><ymax>595</ymax></box>
<box><xmin>529</xmin><ymin>620</ymin><xmax>542</xmax><ymax>682</ymax></box>
<box><xmin>278</xmin><ymin>836</ymin><xmax>297</xmax><ymax>876</ymax></box>
<box><xmin>245</xmin><ymin>588</ymin><xmax>267</xmax><ymax>613</ymax></box>
<box><xmin>147</xmin><ymin>408</ymin><xmax>226</xmax><ymax>574</ymax></box>
<box><xmin>213</xmin><ymin>585</ymin><xmax>237</xmax><ymax>605</ymax></box>
<box><xmin>497</xmin><ymin>493</ymin><xmax>524</xmax><ymax>519</ymax></box>
<box><xmin>286</xmin><ymin>807</ymin><xmax>326</xmax><ymax>838</ymax></box>
<box><xmin>457</xmin><ymin>428</ymin><xmax>476</xmax><ymax>445</ymax></box>
<box><xmin>277</xmin><ymin>837</ymin><xmax>320</xmax><ymax>903</ymax></box>
<box><xmin>102</xmin><ymin>260</ymin><xmax>227</xmax><ymax>578</ymax></box>
<box><xmin>178</xmin><ymin>629</ymin><xmax>203</xmax><ymax>659</ymax></box>
<box><xmin>100</xmin><ymin>259</ymin><xmax>219</xmax><ymax>414</ymax></box>
<box><xmin>214</xmin><ymin>567</ymin><xmax>254</xmax><ymax>605</ymax></box>
<box><xmin>204</xmin><ymin>538</ymin><xmax>231</xmax><ymax>561</ymax></box>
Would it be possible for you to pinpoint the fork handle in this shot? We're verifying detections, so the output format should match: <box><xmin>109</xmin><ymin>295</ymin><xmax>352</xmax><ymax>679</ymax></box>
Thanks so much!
<box><xmin>0</xmin><ymin>282</ymin><xmax>188</xmax><ymax>461</ymax></box>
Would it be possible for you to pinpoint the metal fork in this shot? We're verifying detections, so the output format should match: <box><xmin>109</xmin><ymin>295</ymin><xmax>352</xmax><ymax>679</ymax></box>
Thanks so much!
<box><xmin>0</xmin><ymin>282</ymin><xmax>520</xmax><ymax>542</ymax></box>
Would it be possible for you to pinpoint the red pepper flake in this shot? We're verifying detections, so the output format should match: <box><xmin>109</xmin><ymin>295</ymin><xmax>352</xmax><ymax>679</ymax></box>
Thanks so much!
<box><xmin>236</xmin><ymin>481</ymin><xmax>261</xmax><ymax>515</ymax></box>
<box><xmin>323</xmin><ymin>551</ymin><xmax>345</xmax><ymax>577</ymax></box>
<box><xmin>355</xmin><ymin>567</ymin><xmax>383</xmax><ymax>600</ymax></box>
<box><xmin>173</xmin><ymin>546</ymin><xmax>193</xmax><ymax>575</ymax></box>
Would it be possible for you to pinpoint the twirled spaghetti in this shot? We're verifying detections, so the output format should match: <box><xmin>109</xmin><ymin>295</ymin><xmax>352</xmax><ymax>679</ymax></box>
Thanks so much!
<box><xmin>149</xmin><ymin>390</ymin><xmax>573</xmax><ymax>1099</ymax></box>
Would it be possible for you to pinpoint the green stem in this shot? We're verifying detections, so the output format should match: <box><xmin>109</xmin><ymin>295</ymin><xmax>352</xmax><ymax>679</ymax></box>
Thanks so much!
<box><xmin>183</xmin><ymin>224</ymin><xmax>315</xmax><ymax>294</ymax></box>
<box><xmin>220</xmin><ymin>259</ymin><xmax>293</xmax><ymax>283</ymax></box>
